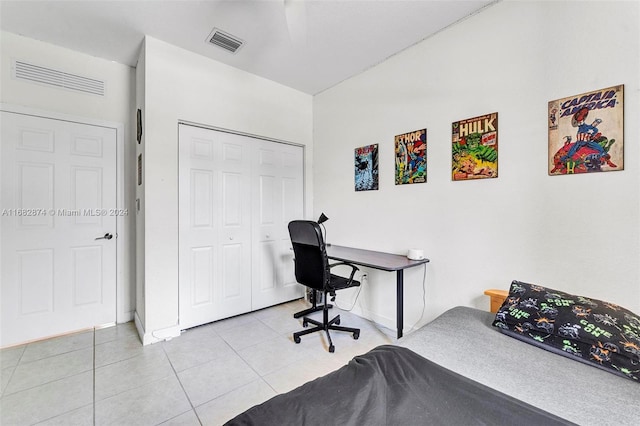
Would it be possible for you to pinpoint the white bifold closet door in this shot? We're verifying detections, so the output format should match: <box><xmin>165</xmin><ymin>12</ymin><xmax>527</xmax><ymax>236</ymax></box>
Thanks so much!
<box><xmin>178</xmin><ymin>124</ymin><xmax>303</xmax><ymax>329</ymax></box>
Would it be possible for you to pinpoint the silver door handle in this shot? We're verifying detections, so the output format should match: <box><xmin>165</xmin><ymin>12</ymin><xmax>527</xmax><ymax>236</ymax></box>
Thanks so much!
<box><xmin>95</xmin><ymin>233</ymin><xmax>113</xmax><ymax>240</ymax></box>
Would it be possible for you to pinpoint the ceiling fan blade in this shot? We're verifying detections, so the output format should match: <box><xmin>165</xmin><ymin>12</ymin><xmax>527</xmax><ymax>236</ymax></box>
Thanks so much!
<box><xmin>284</xmin><ymin>0</ymin><xmax>307</xmax><ymax>46</ymax></box>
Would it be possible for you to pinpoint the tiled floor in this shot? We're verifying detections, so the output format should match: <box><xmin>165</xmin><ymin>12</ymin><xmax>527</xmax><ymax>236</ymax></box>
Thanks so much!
<box><xmin>0</xmin><ymin>299</ymin><xmax>396</xmax><ymax>425</ymax></box>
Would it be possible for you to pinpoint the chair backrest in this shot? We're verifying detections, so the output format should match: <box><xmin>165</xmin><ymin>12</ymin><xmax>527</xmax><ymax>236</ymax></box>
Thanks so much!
<box><xmin>288</xmin><ymin>220</ymin><xmax>329</xmax><ymax>291</ymax></box>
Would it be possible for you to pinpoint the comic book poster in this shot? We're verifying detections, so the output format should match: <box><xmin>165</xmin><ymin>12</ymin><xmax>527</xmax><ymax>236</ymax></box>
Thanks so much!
<box><xmin>355</xmin><ymin>144</ymin><xmax>379</xmax><ymax>191</ymax></box>
<box><xmin>451</xmin><ymin>112</ymin><xmax>498</xmax><ymax>181</ymax></box>
<box><xmin>548</xmin><ymin>85</ymin><xmax>623</xmax><ymax>175</ymax></box>
<box><xmin>395</xmin><ymin>129</ymin><xmax>427</xmax><ymax>185</ymax></box>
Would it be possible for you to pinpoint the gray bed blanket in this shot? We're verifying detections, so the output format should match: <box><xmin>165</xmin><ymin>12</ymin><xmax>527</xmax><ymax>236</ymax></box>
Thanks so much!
<box><xmin>225</xmin><ymin>345</ymin><xmax>573</xmax><ymax>426</ymax></box>
<box><xmin>399</xmin><ymin>306</ymin><xmax>640</xmax><ymax>425</ymax></box>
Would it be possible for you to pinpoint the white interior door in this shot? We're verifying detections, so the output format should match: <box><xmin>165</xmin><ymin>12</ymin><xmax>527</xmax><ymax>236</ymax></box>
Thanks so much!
<box><xmin>1</xmin><ymin>111</ymin><xmax>117</xmax><ymax>347</ymax></box>
<box><xmin>251</xmin><ymin>140</ymin><xmax>304</xmax><ymax>310</ymax></box>
<box><xmin>179</xmin><ymin>125</ymin><xmax>252</xmax><ymax>329</ymax></box>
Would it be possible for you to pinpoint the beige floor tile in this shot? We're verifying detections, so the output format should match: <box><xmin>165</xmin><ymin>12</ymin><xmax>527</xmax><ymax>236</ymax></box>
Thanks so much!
<box><xmin>237</xmin><ymin>334</ymin><xmax>315</xmax><ymax>376</ymax></box>
<box><xmin>196</xmin><ymin>379</ymin><xmax>276</xmax><ymax>425</ymax></box>
<box><xmin>0</xmin><ymin>344</ymin><xmax>25</xmax><ymax>368</ymax></box>
<box><xmin>95</xmin><ymin>348</ymin><xmax>174</xmax><ymax>401</ymax></box>
<box><xmin>178</xmin><ymin>352</ymin><xmax>258</xmax><ymax>407</ymax></box>
<box><xmin>261</xmin><ymin>356</ymin><xmax>344</xmax><ymax>394</ymax></box>
<box><xmin>250</xmin><ymin>298</ymin><xmax>307</xmax><ymax>320</ymax></box>
<box><xmin>94</xmin><ymin>333</ymin><xmax>161</xmax><ymax>368</ymax></box>
<box><xmin>94</xmin><ymin>321</ymin><xmax>139</xmax><ymax>345</ymax></box>
<box><xmin>208</xmin><ymin>313</ymin><xmax>258</xmax><ymax>333</ymax></box>
<box><xmin>216</xmin><ymin>320</ymin><xmax>280</xmax><ymax>351</ymax></box>
<box><xmin>35</xmin><ymin>404</ymin><xmax>93</xmax><ymax>426</ymax></box>
<box><xmin>94</xmin><ymin>375</ymin><xmax>191</xmax><ymax>426</ymax></box>
<box><xmin>4</xmin><ymin>347</ymin><xmax>93</xmax><ymax>395</ymax></box>
<box><xmin>1</xmin><ymin>366</ymin><xmax>14</xmax><ymax>397</ymax></box>
<box><xmin>159</xmin><ymin>409</ymin><xmax>201</xmax><ymax>425</ymax></box>
<box><xmin>257</xmin><ymin>309</ymin><xmax>306</xmax><ymax>335</ymax></box>
<box><xmin>163</xmin><ymin>326</ymin><xmax>235</xmax><ymax>372</ymax></box>
<box><xmin>20</xmin><ymin>331</ymin><xmax>93</xmax><ymax>363</ymax></box>
<box><xmin>0</xmin><ymin>371</ymin><xmax>93</xmax><ymax>425</ymax></box>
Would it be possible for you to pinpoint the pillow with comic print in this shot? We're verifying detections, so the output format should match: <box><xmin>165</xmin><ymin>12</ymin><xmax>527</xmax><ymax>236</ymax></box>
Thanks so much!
<box><xmin>492</xmin><ymin>280</ymin><xmax>640</xmax><ymax>382</ymax></box>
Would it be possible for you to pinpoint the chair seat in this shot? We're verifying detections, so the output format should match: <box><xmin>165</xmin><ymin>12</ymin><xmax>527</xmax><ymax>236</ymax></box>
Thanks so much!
<box><xmin>330</xmin><ymin>274</ymin><xmax>360</xmax><ymax>290</ymax></box>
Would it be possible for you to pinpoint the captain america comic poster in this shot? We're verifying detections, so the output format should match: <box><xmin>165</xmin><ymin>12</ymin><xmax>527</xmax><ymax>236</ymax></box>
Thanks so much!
<box><xmin>548</xmin><ymin>85</ymin><xmax>624</xmax><ymax>175</ymax></box>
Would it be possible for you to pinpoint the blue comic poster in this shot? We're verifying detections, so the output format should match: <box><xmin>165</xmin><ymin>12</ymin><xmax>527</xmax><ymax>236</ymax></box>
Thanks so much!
<box><xmin>355</xmin><ymin>144</ymin><xmax>379</xmax><ymax>191</ymax></box>
<box><xmin>548</xmin><ymin>85</ymin><xmax>624</xmax><ymax>175</ymax></box>
<box><xmin>395</xmin><ymin>129</ymin><xmax>427</xmax><ymax>185</ymax></box>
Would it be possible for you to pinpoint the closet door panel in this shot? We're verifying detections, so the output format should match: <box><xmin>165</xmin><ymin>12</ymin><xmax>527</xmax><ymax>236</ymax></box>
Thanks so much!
<box><xmin>179</xmin><ymin>126</ymin><xmax>251</xmax><ymax>328</ymax></box>
<box><xmin>252</xmin><ymin>141</ymin><xmax>304</xmax><ymax>310</ymax></box>
<box><xmin>179</xmin><ymin>126</ymin><xmax>218</xmax><ymax>328</ymax></box>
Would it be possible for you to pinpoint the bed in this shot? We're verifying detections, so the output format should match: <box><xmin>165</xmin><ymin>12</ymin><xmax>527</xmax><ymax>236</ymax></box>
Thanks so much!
<box><xmin>225</xmin><ymin>284</ymin><xmax>640</xmax><ymax>426</ymax></box>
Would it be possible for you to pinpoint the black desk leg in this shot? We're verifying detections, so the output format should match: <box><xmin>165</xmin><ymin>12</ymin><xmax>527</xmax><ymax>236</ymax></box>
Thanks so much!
<box><xmin>397</xmin><ymin>270</ymin><xmax>403</xmax><ymax>339</ymax></box>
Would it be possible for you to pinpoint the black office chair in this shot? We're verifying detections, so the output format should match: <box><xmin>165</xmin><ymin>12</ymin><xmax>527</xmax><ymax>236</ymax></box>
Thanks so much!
<box><xmin>292</xmin><ymin>288</ymin><xmax>330</xmax><ymax>319</ymax></box>
<box><xmin>288</xmin><ymin>220</ymin><xmax>360</xmax><ymax>353</ymax></box>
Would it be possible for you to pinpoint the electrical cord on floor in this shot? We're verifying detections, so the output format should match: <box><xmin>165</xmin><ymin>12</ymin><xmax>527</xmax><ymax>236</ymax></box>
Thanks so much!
<box><xmin>334</xmin><ymin>277</ymin><xmax>364</xmax><ymax>312</ymax></box>
<box><xmin>407</xmin><ymin>263</ymin><xmax>428</xmax><ymax>332</ymax></box>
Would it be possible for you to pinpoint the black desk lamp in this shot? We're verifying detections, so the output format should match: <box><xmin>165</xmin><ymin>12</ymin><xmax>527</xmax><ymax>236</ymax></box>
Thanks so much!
<box><xmin>317</xmin><ymin>212</ymin><xmax>329</xmax><ymax>243</ymax></box>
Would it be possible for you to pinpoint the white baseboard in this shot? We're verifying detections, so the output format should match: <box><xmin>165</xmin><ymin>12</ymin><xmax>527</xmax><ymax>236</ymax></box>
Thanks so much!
<box><xmin>134</xmin><ymin>312</ymin><xmax>181</xmax><ymax>345</ymax></box>
<box><xmin>350</xmin><ymin>305</ymin><xmax>396</xmax><ymax>331</ymax></box>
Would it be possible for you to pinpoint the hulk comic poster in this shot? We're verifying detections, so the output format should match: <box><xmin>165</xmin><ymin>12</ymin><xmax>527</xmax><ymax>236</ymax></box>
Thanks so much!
<box><xmin>452</xmin><ymin>112</ymin><xmax>498</xmax><ymax>181</ymax></box>
<box><xmin>548</xmin><ymin>85</ymin><xmax>623</xmax><ymax>175</ymax></box>
<box><xmin>395</xmin><ymin>129</ymin><xmax>427</xmax><ymax>185</ymax></box>
<box><xmin>355</xmin><ymin>144</ymin><xmax>379</xmax><ymax>191</ymax></box>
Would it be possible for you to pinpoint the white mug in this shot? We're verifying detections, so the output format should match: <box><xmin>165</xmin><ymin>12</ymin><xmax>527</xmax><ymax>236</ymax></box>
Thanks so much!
<box><xmin>407</xmin><ymin>248</ymin><xmax>424</xmax><ymax>260</ymax></box>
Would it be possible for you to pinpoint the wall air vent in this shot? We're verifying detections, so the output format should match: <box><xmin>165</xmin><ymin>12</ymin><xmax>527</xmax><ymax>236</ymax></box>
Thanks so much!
<box><xmin>13</xmin><ymin>60</ymin><xmax>105</xmax><ymax>96</ymax></box>
<box><xmin>206</xmin><ymin>28</ymin><xmax>244</xmax><ymax>53</ymax></box>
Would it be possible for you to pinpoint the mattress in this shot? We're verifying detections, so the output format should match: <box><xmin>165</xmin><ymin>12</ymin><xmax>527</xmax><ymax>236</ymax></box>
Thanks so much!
<box><xmin>398</xmin><ymin>306</ymin><xmax>640</xmax><ymax>425</ymax></box>
<box><xmin>225</xmin><ymin>344</ymin><xmax>572</xmax><ymax>425</ymax></box>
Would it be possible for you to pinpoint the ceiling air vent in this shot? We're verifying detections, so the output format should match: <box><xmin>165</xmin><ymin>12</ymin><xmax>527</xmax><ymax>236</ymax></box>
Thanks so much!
<box><xmin>13</xmin><ymin>60</ymin><xmax>105</xmax><ymax>96</ymax></box>
<box><xmin>206</xmin><ymin>28</ymin><xmax>244</xmax><ymax>53</ymax></box>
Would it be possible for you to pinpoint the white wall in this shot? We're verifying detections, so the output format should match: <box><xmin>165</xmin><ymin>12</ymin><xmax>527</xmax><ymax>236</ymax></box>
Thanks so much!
<box><xmin>138</xmin><ymin>37</ymin><xmax>313</xmax><ymax>343</ymax></box>
<box><xmin>313</xmin><ymin>0</ymin><xmax>640</xmax><ymax>332</ymax></box>
<box><xmin>135</xmin><ymin>39</ymin><xmax>147</xmax><ymax>328</ymax></box>
<box><xmin>0</xmin><ymin>31</ymin><xmax>137</xmax><ymax>322</ymax></box>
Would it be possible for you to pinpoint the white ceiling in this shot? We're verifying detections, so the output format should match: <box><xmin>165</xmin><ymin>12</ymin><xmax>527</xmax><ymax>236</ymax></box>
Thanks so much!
<box><xmin>0</xmin><ymin>0</ymin><xmax>496</xmax><ymax>95</ymax></box>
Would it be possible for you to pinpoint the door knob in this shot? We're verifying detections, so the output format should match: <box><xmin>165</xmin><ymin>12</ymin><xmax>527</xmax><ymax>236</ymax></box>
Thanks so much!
<box><xmin>95</xmin><ymin>233</ymin><xmax>113</xmax><ymax>240</ymax></box>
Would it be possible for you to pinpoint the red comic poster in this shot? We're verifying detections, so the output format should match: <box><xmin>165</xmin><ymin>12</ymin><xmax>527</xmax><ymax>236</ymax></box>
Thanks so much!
<box><xmin>452</xmin><ymin>112</ymin><xmax>498</xmax><ymax>181</ymax></box>
<box><xmin>548</xmin><ymin>85</ymin><xmax>624</xmax><ymax>175</ymax></box>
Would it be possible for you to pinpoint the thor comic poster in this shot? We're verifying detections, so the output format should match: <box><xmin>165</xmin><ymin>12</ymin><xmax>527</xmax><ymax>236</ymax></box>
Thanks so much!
<box><xmin>548</xmin><ymin>85</ymin><xmax>623</xmax><ymax>175</ymax></box>
<box><xmin>452</xmin><ymin>112</ymin><xmax>498</xmax><ymax>181</ymax></box>
<box><xmin>395</xmin><ymin>129</ymin><xmax>427</xmax><ymax>185</ymax></box>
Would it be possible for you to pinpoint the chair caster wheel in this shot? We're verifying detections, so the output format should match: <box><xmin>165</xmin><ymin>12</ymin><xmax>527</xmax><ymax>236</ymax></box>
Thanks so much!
<box><xmin>302</xmin><ymin>320</ymin><xmax>308</xmax><ymax>327</ymax></box>
<box><xmin>335</xmin><ymin>318</ymin><xmax>340</xmax><ymax>325</ymax></box>
<box><xmin>294</xmin><ymin>336</ymin><xmax>301</xmax><ymax>344</ymax></box>
<box><xmin>353</xmin><ymin>332</ymin><xmax>360</xmax><ymax>340</ymax></box>
<box><xmin>329</xmin><ymin>345</ymin><xmax>335</xmax><ymax>353</ymax></box>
